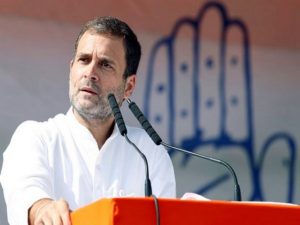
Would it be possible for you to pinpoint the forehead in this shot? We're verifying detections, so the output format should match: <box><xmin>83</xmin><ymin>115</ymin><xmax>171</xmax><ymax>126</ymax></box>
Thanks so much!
<box><xmin>76</xmin><ymin>31</ymin><xmax>126</xmax><ymax>58</ymax></box>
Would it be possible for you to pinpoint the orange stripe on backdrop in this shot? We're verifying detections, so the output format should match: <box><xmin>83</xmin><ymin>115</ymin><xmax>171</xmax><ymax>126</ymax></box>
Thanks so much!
<box><xmin>0</xmin><ymin>0</ymin><xmax>299</xmax><ymax>48</ymax></box>
<box><xmin>71</xmin><ymin>198</ymin><xmax>300</xmax><ymax>225</ymax></box>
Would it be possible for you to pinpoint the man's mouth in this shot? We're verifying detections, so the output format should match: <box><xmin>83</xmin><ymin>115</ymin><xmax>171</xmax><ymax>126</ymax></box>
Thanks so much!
<box><xmin>80</xmin><ymin>87</ymin><xmax>98</xmax><ymax>95</ymax></box>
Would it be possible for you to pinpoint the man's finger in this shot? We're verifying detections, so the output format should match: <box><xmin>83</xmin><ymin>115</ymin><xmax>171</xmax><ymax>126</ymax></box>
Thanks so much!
<box><xmin>57</xmin><ymin>199</ymin><xmax>71</xmax><ymax>225</ymax></box>
<box><xmin>38</xmin><ymin>215</ymin><xmax>51</xmax><ymax>225</ymax></box>
<box><xmin>61</xmin><ymin>208</ymin><xmax>72</xmax><ymax>225</ymax></box>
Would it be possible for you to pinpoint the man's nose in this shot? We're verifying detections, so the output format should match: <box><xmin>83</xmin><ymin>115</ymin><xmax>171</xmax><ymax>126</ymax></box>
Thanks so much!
<box><xmin>84</xmin><ymin>63</ymin><xmax>99</xmax><ymax>81</ymax></box>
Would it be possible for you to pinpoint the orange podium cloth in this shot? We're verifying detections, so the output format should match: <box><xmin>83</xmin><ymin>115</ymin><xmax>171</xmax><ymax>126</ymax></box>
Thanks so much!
<box><xmin>71</xmin><ymin>198</ymin><xmax>300</xmax><ymax>225</ymax></box>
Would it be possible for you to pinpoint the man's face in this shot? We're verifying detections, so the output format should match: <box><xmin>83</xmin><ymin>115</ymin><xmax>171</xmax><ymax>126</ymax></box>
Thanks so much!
<box><xmin>69</xmin><ymin>31</ymin><xmax>135</xmax><ymax>121</ymax></box>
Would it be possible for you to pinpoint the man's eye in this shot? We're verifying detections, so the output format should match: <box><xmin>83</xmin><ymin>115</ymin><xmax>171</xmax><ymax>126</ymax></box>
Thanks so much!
<box><xmin>101</xmin><ymin>61</ymin><xmax>112</xmax><ymax>69</ymax></box>
<box><xmin>79</xmin><ymin>57</ymin><xmax>89</xmax><ymax>63</ymax></box>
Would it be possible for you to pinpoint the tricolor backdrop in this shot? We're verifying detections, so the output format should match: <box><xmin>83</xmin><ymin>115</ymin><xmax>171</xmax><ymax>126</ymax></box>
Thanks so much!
<box><xmin>0</xmin><ymin>0</ymin><xmax>299</xmax><ymax>224</ymax></box>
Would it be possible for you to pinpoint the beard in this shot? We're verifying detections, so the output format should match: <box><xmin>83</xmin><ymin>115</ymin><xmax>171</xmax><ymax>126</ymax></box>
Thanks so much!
<box><xmin>69</xmin><ymin>80</ymin><xmax>125</xmax><ymax>122</ymax></box>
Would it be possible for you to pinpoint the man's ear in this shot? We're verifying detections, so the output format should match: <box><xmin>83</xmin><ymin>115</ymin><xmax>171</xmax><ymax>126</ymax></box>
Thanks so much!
<box><xmin>70</xmin><ymin>59</ymin><xmax>74</xmax><ymax>69</ymax></box>
<box><xmin>124</xmin><ymin>75</ymin><xmax>136</xmax><ymax>99</ymax></box>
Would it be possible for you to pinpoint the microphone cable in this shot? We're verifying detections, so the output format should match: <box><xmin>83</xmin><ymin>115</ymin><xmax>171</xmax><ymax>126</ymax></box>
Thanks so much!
<box><xmin>152</xmin><ymin>194</ymin><xmax>160</xmax><ymax>225</ymax></box>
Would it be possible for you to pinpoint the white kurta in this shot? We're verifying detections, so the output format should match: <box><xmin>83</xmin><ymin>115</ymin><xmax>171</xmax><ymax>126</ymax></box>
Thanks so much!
<box><xmin>0</xmin><ymin>109</ymin><xmax>176</xmax><ymax>225</ymax></box>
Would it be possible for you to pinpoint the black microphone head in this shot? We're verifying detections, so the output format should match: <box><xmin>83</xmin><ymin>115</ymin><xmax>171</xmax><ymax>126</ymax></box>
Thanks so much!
<box><xmin>128</xmin><ymin>101</ymin><xmax>162</xmax><ymax>145</ymax></box>
<box><xmin>107</xmin><ymin>93</ymin><xmax>127</xmax><ymax>135</ymax></box>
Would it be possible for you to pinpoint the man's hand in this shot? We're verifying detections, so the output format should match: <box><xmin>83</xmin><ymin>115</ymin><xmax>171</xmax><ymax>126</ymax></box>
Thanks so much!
<box><xmin>29</xmin><ymin>198</ymin><xmax>71</xmax><ymax>225</ymax></box>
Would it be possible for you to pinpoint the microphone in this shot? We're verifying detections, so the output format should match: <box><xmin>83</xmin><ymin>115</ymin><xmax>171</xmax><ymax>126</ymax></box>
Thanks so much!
<box><xmin>107</xmin><ymin>93</ymin><xmax>152</xmax><ymax>197</ymax></box>
<box><xmin>126</xmin><ymin>98</ymin><xmax>242</xmax><ymax>201</ymax></box>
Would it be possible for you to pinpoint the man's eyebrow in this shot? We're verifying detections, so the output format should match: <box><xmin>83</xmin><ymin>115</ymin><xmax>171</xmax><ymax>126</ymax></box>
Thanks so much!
<box><xmin>75</xmin><ymin>53</ymin><xmax>116</xmax><ymax>66</ymax></box>
<box><xmin>76</xmin><ymin>53</ymin><xmax>90</xmax><ymax>58</ymax></box>
<box><xmin>99</xmin><ymin>56</ymin><xmax>117</xmax><ymax>66</ymax></box>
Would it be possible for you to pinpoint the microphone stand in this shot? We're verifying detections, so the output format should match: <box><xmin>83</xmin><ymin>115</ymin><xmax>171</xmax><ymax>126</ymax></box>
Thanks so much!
<box><xmin>108</xmin><ymin>94</ymin><xmax>160</xmax><ymax>225</ymax></box>
<box><xmin>124</xmin><ymin>134</ymin><xmax>152</xmax><ymax>197</ymax></box>
<box><xmin>161</xmin><ymin>142</ymin><xmax>241</xmax><ymax>201</ymax></box>
<box><xmin>126</xmin><ymin>98</ymin><xmax>242</xmax><ymax>201</ymax></box>
<box><xmin>108</xmin><ymin>94</ymin><xmax>152</xmax><ymax>197</ymax></box>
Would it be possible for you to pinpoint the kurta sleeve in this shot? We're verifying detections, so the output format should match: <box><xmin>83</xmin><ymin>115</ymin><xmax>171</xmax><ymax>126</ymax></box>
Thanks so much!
<box><xmin>1</xmin><ymin>121</ymin><xmax>53</xmax><ymax>225</ymax></box>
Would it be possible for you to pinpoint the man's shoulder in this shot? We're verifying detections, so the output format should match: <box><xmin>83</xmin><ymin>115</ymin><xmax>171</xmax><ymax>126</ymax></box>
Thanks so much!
<box><xmin>14</xmin><ymin>112</ymin><xmax>68</xmax><ymax>138</ymax></box>
<box><xmin>126</xmin><ymin>125</ymin><xmax>148</xmax><ymax>139</ymax></box>
<box><xmin>125</xmin><ymin>125</ymin><xmax>167</xmax><ymax>154</ymax></box>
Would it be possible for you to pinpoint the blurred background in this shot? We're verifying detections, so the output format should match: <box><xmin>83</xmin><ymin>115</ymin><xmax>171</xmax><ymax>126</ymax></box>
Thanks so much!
<box><xmin>0</xmin><ymin>0</ymin><xmax>299</xmax><ymax>224</ymax></box>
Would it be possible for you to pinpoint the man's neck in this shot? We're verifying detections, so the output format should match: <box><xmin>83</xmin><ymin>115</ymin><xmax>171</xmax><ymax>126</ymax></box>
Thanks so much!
<box><xmin>73</xmin><ymin>109</ymin><xmax>115</xmax><ymax>149</ymax></box>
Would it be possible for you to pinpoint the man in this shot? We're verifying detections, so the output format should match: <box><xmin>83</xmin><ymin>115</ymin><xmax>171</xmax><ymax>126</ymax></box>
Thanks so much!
<box><xmin>1</xmin><ymin>17</ymin><xmax>176</xmax><ymax>225</ymax></box>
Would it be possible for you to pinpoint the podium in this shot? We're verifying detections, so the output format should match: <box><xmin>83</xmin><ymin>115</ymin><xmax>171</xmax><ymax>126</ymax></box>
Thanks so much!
<box><xmin>71</xmin><ymin>198</ymin><xmax>300</xmax><ymax>225</ymax></box>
